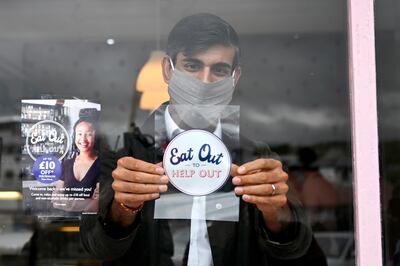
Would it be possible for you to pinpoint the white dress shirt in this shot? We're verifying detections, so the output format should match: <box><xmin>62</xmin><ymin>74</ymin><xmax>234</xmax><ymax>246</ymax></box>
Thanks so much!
<box><xmin>165</xmin><ymin>105</ymin><xmax>220</xmax><ymax>266</ymax></box>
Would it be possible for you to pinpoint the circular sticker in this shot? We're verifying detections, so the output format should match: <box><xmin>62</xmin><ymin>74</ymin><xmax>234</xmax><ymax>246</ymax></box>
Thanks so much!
<box><xmin>25</xmin><ymin>120</ymin><xmax>70</xmax><ymax>183</ymax></box>
<box><xmin>163</xmin><ymin>129</ymin><xmax>231</xmax><ymax>196</ymax></box>
<box><xmin>25</xmin><ymin>120</ymin><xmax>70</xmax><ymax>162</ymax></box>
<box><xmin>32</xmin><ymin>155</ymin><xmax>62</xmax><ymax>183</ymax></box>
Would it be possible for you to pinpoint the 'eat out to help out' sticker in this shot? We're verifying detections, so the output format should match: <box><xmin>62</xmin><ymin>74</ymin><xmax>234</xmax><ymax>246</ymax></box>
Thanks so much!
<box><xmin>163</xmin><ymin>129</ymin><xmax>231</xmax><ymax>196</ymax></box>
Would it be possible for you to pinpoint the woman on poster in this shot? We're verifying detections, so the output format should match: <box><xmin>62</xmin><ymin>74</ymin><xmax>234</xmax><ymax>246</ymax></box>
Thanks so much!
<box><xmin>52</xmin><ymin>115</ymin><xmax>100</xmax><ymax>213</ymax></box>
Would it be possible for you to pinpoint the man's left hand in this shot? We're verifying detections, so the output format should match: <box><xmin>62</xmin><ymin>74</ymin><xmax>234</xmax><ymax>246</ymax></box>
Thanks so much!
<box><xmin>232</xmin><ymin>158</ymin><xmax>290</xmax><ymax>233</ymax></box>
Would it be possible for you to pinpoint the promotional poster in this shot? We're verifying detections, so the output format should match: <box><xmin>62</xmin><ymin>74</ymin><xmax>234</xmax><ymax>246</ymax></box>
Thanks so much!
<box><xmin>21</xmin><ymin>99</ymin><xmax>100</xmax><ymax>217</ymax></box>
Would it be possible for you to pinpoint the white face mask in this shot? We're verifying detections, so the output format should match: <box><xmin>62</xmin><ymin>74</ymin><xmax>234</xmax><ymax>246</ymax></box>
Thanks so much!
<box><xmin>168</xmin><ymin>58</ymin><xmax>236</xmax><ymax>106</ymax></box>
<box><xmin>167</xmin><ymin>58</ymin><xmax>236</xmax><ymax>129</ymax></box>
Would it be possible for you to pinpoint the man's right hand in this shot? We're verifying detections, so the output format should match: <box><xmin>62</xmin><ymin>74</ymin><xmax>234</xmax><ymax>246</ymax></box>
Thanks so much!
<box><xmin>108</xmin><ymin>156</ymin><xmax>169</xmax><ymax>227</ymax></box>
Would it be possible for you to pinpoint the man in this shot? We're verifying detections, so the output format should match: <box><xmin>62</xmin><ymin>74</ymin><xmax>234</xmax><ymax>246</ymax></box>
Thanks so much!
<box><xmin>80</xmin><ymin>13</ymin><xmax>326</xmax><ymax>265</ymax></box>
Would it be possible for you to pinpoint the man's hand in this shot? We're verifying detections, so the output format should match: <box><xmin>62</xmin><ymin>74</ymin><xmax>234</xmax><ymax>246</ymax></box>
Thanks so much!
<box><xmin>109</xmin><ymin>157</ymin><xmax>169</xmax><ymax>227</ymax></box>
<box><xmin>232</xmin><ymin>158</ymin><xmax>290</xmax><ymax>233</ymax></box>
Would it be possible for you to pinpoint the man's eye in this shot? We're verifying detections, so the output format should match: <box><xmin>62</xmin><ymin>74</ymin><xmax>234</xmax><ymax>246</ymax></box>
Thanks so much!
<box><xmin>184</xmin><ymin>63</ymin><xmax>200</xmax><ymax>72</ymax></box>
<box><xmin>212</xmin><ymin>67</ymin><xmax>230</xmax><ymax>77</ymax></box>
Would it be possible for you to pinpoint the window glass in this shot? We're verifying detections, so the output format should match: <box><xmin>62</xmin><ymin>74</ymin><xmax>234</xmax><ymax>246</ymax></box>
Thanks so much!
<box><xmin>375</xmin><ymin>0</ymin><xmax>400</xmax><ymax>265</ymax></box>
<box><xmin>0</xmin><ymin>1</ymin><xmax>353</xmax><ymax>265</ymax></box>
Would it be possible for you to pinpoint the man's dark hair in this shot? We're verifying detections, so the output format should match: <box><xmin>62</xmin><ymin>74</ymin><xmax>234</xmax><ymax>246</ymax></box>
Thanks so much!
<box><xmin>166</xmin><ymin>13</ymin><xmax>240</xmax><ymax>70</ymax></box>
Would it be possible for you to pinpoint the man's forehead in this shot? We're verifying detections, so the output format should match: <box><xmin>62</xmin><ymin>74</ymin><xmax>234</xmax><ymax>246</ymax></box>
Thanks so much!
<box><xmin>176</xmin><ymin>45</ymin><xmax>235</xmax><ymax>66</ymax></box>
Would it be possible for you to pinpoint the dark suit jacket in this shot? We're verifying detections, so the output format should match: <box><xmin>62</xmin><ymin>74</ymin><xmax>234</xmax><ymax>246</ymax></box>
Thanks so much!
<box><xmin>80</xmin><ymin>104</ymin><xmax>326</xmax><ymax>266</ymax></box>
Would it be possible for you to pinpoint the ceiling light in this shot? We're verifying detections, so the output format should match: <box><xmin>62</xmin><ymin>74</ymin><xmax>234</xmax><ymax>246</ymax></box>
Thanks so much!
<box><xmin>136</xmin><ymin>50</ymin><xmax>169</xmax><ymax>110</ymax></box>
<box><xmin>0</xmin><ymin>191</ymin><xmax>22</xmax><ymax>200</ymax></box>
<box><xmin>106</xmin><ymin>38</ymin><xmax>115</xmax><ymax>45</ymax></box>
<box><xmin>58</xmin><ymin>226</ymin><xmax>80</xmax><ymax>233</ymax></box>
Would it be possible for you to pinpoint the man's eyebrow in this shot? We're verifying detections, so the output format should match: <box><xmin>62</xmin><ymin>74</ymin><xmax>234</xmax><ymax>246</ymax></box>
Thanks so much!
<box><xmin>182</xmin><ymin>58</ymin><xmax>233</xmax><ymax>71</ymax></box>
<box><xmin>183</xmin><ymin>58</ymin><xmax>232</xmax><ymax>68</ymax></box>
<box><xmin>182</xmin><ymin>58</ymin><xmax>203</xmax><ymax>65</ymax></box>
<box><xmin>212</xmin><ymin>62</ymin><xmax>232</xmax><ymax>69</ymax></box>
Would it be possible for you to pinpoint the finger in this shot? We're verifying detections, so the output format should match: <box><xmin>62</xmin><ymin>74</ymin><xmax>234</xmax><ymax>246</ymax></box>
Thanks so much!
<box><xmin>114</xmin><ymin>192</ymin><xmax>160</xmax><ymax>207</ymax></box>
<box><xmin>234</xmin><ymin>183</ymin><xmax>288</xmax><ymax>196</ymax></box>
<box><xmin>113</xmin><ymin>167</ymin><xmax>169</xmax><ymax>184</ymax></box>
<box><xmin>242</xmin><ymin>194</ymin><xmax>288</xmax><ymax>207</ymax></box>
<box><xmin>237</xmin><ymin>159</ymin><xmax>282</xmax><ymax>175</ymax></box>
<box><xmin>117</xmin><ymin>157</ymin><xmax>164</xmax><ymax>175</ymax></box>
<box><xmin>112</xmin><ymin>180</ymin><xmax>168</xmax><ymax>194</ymax></box>
<box><xmin>232</xmin><ymin>169</ymin><xmax>287</xmax><ymax>185</ymax></box>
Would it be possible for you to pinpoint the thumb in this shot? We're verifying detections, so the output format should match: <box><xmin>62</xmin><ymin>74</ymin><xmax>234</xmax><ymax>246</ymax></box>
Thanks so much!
<box><xmin>230</xmin><ymin>163</ymin><xmax>239</xmax><ymax>177</ymax></box>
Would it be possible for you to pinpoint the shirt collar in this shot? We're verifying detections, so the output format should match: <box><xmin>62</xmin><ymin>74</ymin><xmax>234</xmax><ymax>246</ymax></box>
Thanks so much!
<box><xmin>165</xmin><ymin>105</ymin><xmax>222</xmax><ymax>140</ymax></box>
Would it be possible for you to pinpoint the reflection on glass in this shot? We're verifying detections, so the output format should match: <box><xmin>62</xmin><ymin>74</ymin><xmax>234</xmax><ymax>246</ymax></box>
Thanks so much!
<box><xmin>375</xmin><ymin>0</ymin><xmax>400</xmax><ymax>265</ymax></box>
<box><xmin>0</xmin><ymin>0</ymin><xmax>352</xmax><ymax>265</ymax></box>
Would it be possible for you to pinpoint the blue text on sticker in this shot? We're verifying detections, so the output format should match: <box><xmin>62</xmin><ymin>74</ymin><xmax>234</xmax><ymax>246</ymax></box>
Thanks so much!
<box><xmin>170</xmin><ymin>144</ymin><xmax>224</xmax><ymax>165</ymax></box>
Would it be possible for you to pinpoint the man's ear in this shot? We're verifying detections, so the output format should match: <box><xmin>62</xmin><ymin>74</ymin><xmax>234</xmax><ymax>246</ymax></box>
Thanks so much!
<box><xmin>162</xmin><ymin>56</ymin><xmax>173</xmax><ymax>84</ymax></box>
<box><xmin>233</xmin><ymin>67</ymin><xmax>242</xmax><ymax>87</ymax></box>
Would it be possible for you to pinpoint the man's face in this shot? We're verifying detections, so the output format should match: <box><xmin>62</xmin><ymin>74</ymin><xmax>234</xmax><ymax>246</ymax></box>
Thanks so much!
<box><xmin>162</xmin><ymin>44</ymin><xmax>241</xmax><ymax>130</ymax></box>
<box><xmin>163</xmin><ymin>45</ymin><xmax>240</xmax><ymax>84</ymax></box>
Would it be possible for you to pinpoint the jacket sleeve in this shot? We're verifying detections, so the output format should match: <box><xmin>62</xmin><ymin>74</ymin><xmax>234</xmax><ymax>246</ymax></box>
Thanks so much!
<box><xmin>257</xmin><ymin>201</ymin><xmax>328</xmax><ymax>265</ymax></box>
<box><xmin>256</xmin><ymin>199</ymin><xmax>313</xmax><ymax>260</ymax></box>
<box><xmin>253</xmin><ymin>180</ymin><xmax>327</xmax><ymax>265</ymax></box>
<box><xmin>242</xmin><ymin>138</ymin><xmax>326</xmax><ymax>264</ymax></box>
<box><xmin>80</xmin><ymin>124</ymin><xmax>160</xmax><ymax>261</ymax></box>
<box><xmin>79</xmin><ymin>149</ymin><xmax>141</xmax><ymax>260</ymax></box>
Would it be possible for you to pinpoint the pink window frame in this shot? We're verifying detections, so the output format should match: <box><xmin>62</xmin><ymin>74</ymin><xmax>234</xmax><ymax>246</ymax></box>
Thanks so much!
<box><xmin>348</xmin><ymin>0</ymin><xmax>382</xmax><ymax>265</ymax></box>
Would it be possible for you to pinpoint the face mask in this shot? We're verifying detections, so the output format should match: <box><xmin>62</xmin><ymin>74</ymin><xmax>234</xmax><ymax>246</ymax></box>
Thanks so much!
<box><xmin>168</xmin><ymin>58</ymin><xmax>236</xmax><ymax>129</ymax></box>
<box><xmin>168</xmin><ymin>58</ymin><xmax>235</xmax><ymax>106</ymax></box>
